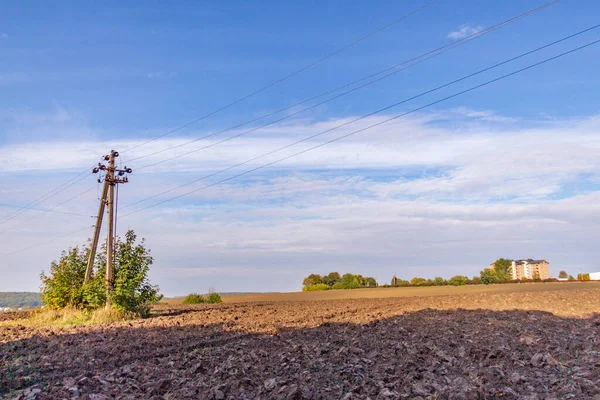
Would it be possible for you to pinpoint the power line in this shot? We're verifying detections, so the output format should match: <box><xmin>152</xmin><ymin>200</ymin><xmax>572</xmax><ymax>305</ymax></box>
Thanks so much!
<box><xmin>121</xmin><ymin>0</ymin><xmax>437</xmax><ymax>154</ymax></box>
<box><xmin>0</xmin><ymin>185</ymin><xmax>96</xmax><ymax>234</ymax></box>
<box><xmin>126</xmin><ymin>0</ymin><xmax>559</xmax><ymax>168</ymax></box>
<box><xmin>5</xmin><ymin>37</ymin><xmax>597</xmax><ymax>258</ymax></box>
<box><xmin>3</xmin><ymin>2</ymin><xmax>436</xmax><ymax>224</ymax></box>
<box><xmin>122</xmin><ymin>26</ymin><xmax>598</xmax><ymax>212</ymax></box>
<box><xmin>0</xmin><ymin>169</ymin><xmax>91</xmax><ymax>225</ymax></box>
<box><xmin>0</xmin><ymin>202</ymin><xmax>90</xmax><ymax>217</ymax></box>
<box><xmin>1</xmin><ymin>225</ymin><xmax>94</xmax><ymax>257</ymax></box>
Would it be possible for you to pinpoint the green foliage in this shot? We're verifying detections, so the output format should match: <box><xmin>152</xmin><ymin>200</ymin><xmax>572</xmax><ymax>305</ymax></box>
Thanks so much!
<box><xmin>303</xmin><ymin>272</ymin><xmax>377</xmax><ymax>290</ymax></box>
<box><xmin>558</xmin><ymin>270</ymin><xmax>568</xmax><ymax>279</ymax></box>
<box><xmin>492</xmin><ymin>258</ymin><xmax>512</xmax><ymax>281</ymax></box>
<box><xmin>447</xmin><ymin>275</ymin><xmax>469</xmax><ymax>286</ymax></box>
<box><xmin>532</xmin><ymin>271</ymin><xmax>541</xmax><ymax>282</ymax></box>
<box><xmin>333</xmin><ymin>273</ymin><xmax>361</xmax><ymax>289</ymax></box>
<box><xmin>568</xmin><ymin>275</ymin><xmax>576</xmax><ymax>281</ymax></box>
<box><xmin>302</xmin><ymin>274</ymin><xmax>324</xmax><ymax>287</ymax></box>
<box><xmin>183</xmin><ymin>293</ymin><xmax>205</xmax><ymax>304</ymax></box>
<box><xmin>323</xmin><ymin>272</ymin><xmax>341</xmax><ymax>287</ymax></box>
<box><xmin>205</xmin><ymin>290</ymin><xmax>222</xmax><ymax>304</ymax></box>
<box><xmin>40</xmin><ymin>247</ymin><xmax>88</xmax><ymax>310</ymax></box>
<box><xmin>410</xmin><ymin>277</ymin><xmax>428</xmax><ymax>286</ymax></box>
<box><xmin>577</xmin><ymin>273</ymin><xmax>591</xmax><ymax>281</ymax></box>
<box><xmin>40</xmin><ymin>230</ymin><xmax>161</xmax><ymax>317</ymax></box>
<box><xmin>0</xmin><ymin>292</ymin><xmax>42</xmax><ymax>308</ymax></box>
<box><xmin>302</xmin><ymin>283</ymin><xmax>330</xmax><ymax>291</ymax></box>
<box><xmin>470</xmin><ymin>276</ymin><xmax>482</xmax><ymax>285</ymax></box>
<box><xmin>433</xmin><ymin>277</ymin><xmax>446</xmax><ymax>286</ymax></box>
<box><xmin>480</xmin><ymin>268</ymin><xmax>499</xmax><ymax>284</ymax></box>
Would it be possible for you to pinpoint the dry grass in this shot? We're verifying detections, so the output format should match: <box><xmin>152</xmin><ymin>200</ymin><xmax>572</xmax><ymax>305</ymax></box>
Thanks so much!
<box><xmin>163</xmin><ymin>281</ymin><xmax>600</xmax><ymax>304</ymax></box>
<box><xmin>0</xmin><ymin>306</ymin><xmax>133</xmax><ymax>327</ymax></box>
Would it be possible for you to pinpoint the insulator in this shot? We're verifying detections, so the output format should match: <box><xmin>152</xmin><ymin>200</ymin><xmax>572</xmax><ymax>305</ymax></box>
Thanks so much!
<box><xmin>126</xmin><ymin>168</ymin><xmax>133</xmax><ymax>174</ymax></box>
<box><xmin>99</xmin><ymin>165</ymin><xmax>106</xmax><ymax>170</ymax></box>
<box><xmin>113</xmin><ymin>151</ymin><xmax>119</xmax><ymax>157</ymax></box>
<box><xmin>104</xmin><ymin>155</ymin><xmax>110</xmax><ymax>161</ymax></box>
<box><xmin>118</xmin><ymin>171</ymin><xmax>125</xmax><ymax>176</ymax></box>
<box><xmin>92</xmin><ymin>167</ymin><xmax>99</xmax><ymax>173</ymax></box>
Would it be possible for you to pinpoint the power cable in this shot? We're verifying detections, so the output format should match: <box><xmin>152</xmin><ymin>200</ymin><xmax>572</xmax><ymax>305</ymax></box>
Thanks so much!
<box><xmin>122</xmin><ymin>26</ymin><xmax>598</xmax><ymax>212</ymax></box>
<box><xmin>126</xmin><ymin>0</ymin><xmax>559</xmax><ymax>168</ymax></box>
<box><xmin>3</xmin><ymin>1</ymin><xmax>435</xmax><ymax>223</ymax></box>
<box><xmin>121</xmin><ymin>0</ymin><xmax>437</xmax><ymax>154</ymax></box>
<box><xmin>0</xmin><ymin>203</ymin><xmax>91</xmax><ymax>217</ymax></box>
<box><xmin>0</xmin><ymin>185</ymin><xmax>96</xmax><ymax>234</ymax></box>
<box><xmin>4</xmin><ymin>37</ymin><xmax>597</xmax><ymax>257</ymax></box>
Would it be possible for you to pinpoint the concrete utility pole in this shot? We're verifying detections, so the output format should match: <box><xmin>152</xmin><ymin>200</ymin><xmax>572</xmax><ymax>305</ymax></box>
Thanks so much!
<box><xmin>87</xmin><ymin>150</ymin><xmax>132</xmax><ymax>308</ymax></box>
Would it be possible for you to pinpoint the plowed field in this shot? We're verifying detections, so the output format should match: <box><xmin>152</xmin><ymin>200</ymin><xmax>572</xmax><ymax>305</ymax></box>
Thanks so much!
<box><xmin>2</xmin><ymin>285</ymin><xmax>600</xmax><ymax>399</ymax></box>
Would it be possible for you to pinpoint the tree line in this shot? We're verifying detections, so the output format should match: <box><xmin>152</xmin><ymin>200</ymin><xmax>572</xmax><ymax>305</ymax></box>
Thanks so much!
<box><xmin>302</xmin><ymin>272</ymin><xmax>378</xmax><ymax>291</ymax></box>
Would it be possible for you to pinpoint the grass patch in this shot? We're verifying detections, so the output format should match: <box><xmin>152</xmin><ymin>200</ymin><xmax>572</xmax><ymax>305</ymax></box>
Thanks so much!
<box><xmin>0</xmin><ymin>307</ymin><xmax>135</xmax><ymax>327</ymax></box>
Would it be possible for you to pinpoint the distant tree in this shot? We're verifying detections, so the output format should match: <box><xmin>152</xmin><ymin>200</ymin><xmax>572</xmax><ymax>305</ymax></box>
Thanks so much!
<box><xmin>480</xmin><ymin>268</ymin><xmax>499</xmax><ymax>285</ymax></box>
<box><xmin>332</xmin><ymin>273</ymin><xmax>361</xmax><ymax>289</ymax></box>
<box><xmin>469</xmin><ymin>276</ymin><xmax>482</xmax><ymax>285</ymax></box>
<box><xmin>410</xmin><ymin>277</ymin><xmax>428</xmax><ymax>286</ymax></box>
<box><xmin>303</xmin><ymin>283</ymin><xmax>330</xmax><ymax>291</ymax></box>
<box><xmin>323</xmin><ymin>272</ymin><xmax>341</xmax><ymax>287</ymax></box>
<box><xmin>433</xmin><ymin>277</ymin><xmax>446</xmax><ymax>286</ymax></box>
<box><xmin>577</xmin><ymin>273</ymin><xmax>591</xmax><ymax>281</ymax></box>
<box><xmin>492</xmin><ymin>258</ymin><xmax>512</xmax><ymax>281</ymax></box>
<box><xmin>532</xmin><ymin>271</ymin><xmax>541</xmax><ymax>282</ymax></box>
<box><xmin>558</xmin><ymin>270</ymin><xmax>568</xmax><ymax>279</ymax></box>
<box><xmin>302</xmin><ymin>274</ymin><xmax>324</xmax><ymax>287</ymax></box>
<box><xmin>183</xmin><ymin>293</ymin><xmax>205</xmax><ymax>304</ymax></box>
<box><xmin>568</xmin><ymin>275</ymin><xmax>576</xmax><ymax>281</ymax></box>
<box><xmin>447</xmin><ymin>275</ymin><xmax>469</xmax><ymax>286</ymax></box>
<box><xmin>364</xmin><ymin>277</ymin><xmax>378</xmax><ymax>287</ymax></box>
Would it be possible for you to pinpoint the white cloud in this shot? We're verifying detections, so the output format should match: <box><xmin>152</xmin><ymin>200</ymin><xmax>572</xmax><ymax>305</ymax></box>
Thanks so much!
<box><xmin>447</xmin><ymin>24</ymin><xmax>483</xmax><ymax>40</ymax></box>
<box><xmin>0</xmin><ymin>33</ymin><xmax>7</xmax><ymax>38</ymax></box>
<box><xmin>1</xmin><ymin>110</ymin><xmax>600</xmax><ymax>295</ymax></box>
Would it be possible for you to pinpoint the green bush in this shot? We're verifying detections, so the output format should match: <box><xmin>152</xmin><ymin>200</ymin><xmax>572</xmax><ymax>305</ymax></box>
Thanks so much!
<box><xmin>40</xmin><ymin>230</ymin><xmax>161</xmax><ymax>317</ymax></box>
<box><xmin>410</xmin><ymin>277</ymin><xmax>428</xmax><ymax>286</ymax></box>
<box><xmin>183</xmin><ymin>293</ymin><xmax>205</xmax><ymax>304</ymax></box>
<box><xmin>205</xmin><ymin>291</ymin><xmax>222</xmax><ymax>304</ymax></box>
<box><xmin>303</xmin><ymin>283</ymin><xmax>330</xmax><ymax>291</ymax></box>
<box><xmin>447</xmin><ymin>275</ymin><xmax>469</xmax><ymax>286</ymax></box>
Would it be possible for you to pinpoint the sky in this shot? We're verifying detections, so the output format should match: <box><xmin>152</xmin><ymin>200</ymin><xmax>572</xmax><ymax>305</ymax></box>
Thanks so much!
<box><xmin>1</xmin><ymin>0</ymin><xmax>599</xmax><ymax>296</ymax></box>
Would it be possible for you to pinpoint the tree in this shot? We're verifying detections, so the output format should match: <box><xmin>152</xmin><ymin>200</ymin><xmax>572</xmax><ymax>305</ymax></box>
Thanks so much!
<box><xmin>433</xmin><ymin>277</ymin><xmax>446</xmax><ymax>286</ymax></box>
<box><xmin>480</xmin><ymin>268</ymin><xmax>499</xmax><ymax>285</ymax></box>
<box><xmin>492</xmin><ymin>258</ymin><xmax>512</xmax><ymax>281</ymax></box>
<box><xmin>410</xmin><ymin>277</ymin><xmax>428</xmax><ymax>286</ymax></box>
<box><xmin>568</xmin><ymin>275</ymin><xmax>576</xmax><ymax>281</ymax></box>
<box><xmin>323</xmin><ymin>272</ymin><xmax>341</xmax><ymax>287</ymax></box>
<box><xmin>532</xmin><ymin>271</ymin><xmax>541</xmax><ymax>282</ymax></box>
<box><xmin>333</xmin><ymin>273</ymin><xmax>361</xmax><ymax>289</ymax></box>
<box><xmin>302</xmin><ymin>274</ymin><xmax>324</xmax><ymax>287</ymax></box>
<box><xmin>364</xmin><ymin>277</ymin><xmax>378</xmax><ymax>287</ymax></box>
<box><xmin>447</xmin><ymin>275</ymin><xmax>469</xmax><ymax>286</ymax></box>
<box><xmin>558</xmin><ymin>270</ymin><xmax>568</xmax><ymax>279</ymax></box>
<box><xmin>577</xmin><ymin>273</ymin><xmax>591</xmax><ymax>281</ymax></box>
<box><xmin>40</xmin><ymin>230</ymin><xmax>161</xmax><ymax>316</ymax></box>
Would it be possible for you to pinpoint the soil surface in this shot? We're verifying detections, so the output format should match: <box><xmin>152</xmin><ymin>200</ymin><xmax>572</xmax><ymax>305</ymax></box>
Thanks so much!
<box><xmin>1</xmin><ymin>286</ymin><xmax>600</xmax><ymax>399</ymax></box>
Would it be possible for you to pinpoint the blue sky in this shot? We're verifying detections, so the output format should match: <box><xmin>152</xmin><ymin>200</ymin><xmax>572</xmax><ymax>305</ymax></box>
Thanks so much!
<box><xmin>1</xmin><ymin>0</ymin><xmax>599</xmax><ymax>295</ymax></box>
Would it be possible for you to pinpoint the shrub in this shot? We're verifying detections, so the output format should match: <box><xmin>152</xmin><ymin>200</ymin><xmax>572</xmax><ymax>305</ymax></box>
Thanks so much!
<box><xmin>433</xmin><ymin>277</ymin><xmax>446</xmax><ymax>286</ymax></box>
<box><xmin>205</xmin><ymin>291</ymin><xmax>222</xmax><ymax>304</ymax></box>
<box><xmin>183</xmin><ymin>293</ymin><xmax>205</xmax><ymax>304</ymax></box>
<box><xmin>577</xmin><ymin>273</ymin><xmax>591</xmax><ymax>281</ymax></box>
<box><xmin>447</xmin><ymin>275</ymin><xmax>469</xmax><ymax>286</ymax></box>
<box><xmin>303</xmin><ymin>283</ymin><xmax>330</xmax><ymax>291</ymax></box>
<box><xmin>410</xmin><ymin>277</ymin><xmax>428</xmax><ymax>286</ymax></box>
<box><xmin>40</xmin><ymin>230</ymin><xmax>161</xmax><ymax>317</ymax></box>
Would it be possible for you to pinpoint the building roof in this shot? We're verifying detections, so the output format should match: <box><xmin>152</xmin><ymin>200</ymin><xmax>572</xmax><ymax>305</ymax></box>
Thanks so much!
<box><xmin>514</xmin><ymin>259</ymin><xmax>547</xmax><ymax>264</ymax></box>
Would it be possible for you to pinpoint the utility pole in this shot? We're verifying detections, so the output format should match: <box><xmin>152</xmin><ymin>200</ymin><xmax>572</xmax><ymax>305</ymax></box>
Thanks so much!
<box><xmin>87</xmin><ymin>150</ymin><xmax>132</xmax><ymax>307</ymax></box>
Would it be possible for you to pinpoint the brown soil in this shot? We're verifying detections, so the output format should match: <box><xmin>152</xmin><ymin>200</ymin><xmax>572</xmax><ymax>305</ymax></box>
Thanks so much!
<box><xmin>2</xmin><ymin>286</ymin><xmax>600</xmax><ymax>399</ymax></box>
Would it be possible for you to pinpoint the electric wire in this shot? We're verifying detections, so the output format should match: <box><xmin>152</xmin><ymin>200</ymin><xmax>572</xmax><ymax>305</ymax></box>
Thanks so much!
<box><xmin>0</xmin><ymin>203</ymin><xmax>91</xmax><ymax>217</ymax></box>
<box><xmin>122</xmin><ymin>26</ymin><xmax>598</xmax><ymax>212</ymax></box>
<box><xmin>126</xmin><ymin>0</ymin><xmax>560</xmax><ymax>168</ymax></box>
<box><xmin>2</xmin><ymin>2</ymin><xmax>436</xmax><ymax>222</ymax></box>
<box><xmin>0</xmin><ymin>185</ymin><xmax>96</xmax><ymax>234</ymax></box>
<box><xmin>4</xmin><ymin>37</ymin><xmax>597</xmax><ymax>257</ymax></box>
<box><xmin>121</xmin><ymin>0</ymin><xmax>437</xmax><ymax>154</ymax></box>
<box><xmin>120</xmin><ymin>39</ymin><xmax>600</xmax><ymax>217</ymax></box>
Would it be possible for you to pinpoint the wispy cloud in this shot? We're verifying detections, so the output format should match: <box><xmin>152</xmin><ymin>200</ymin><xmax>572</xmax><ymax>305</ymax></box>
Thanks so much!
<box><xmin>0</xmin><ymin>33</ymin><xmax>8</xmax><ymax>38</ymax></box>
<box><xmin>447</xmin><ymin>24</ymin><xmax>483</xmax><ymax>40</ymax></box>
